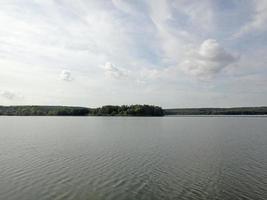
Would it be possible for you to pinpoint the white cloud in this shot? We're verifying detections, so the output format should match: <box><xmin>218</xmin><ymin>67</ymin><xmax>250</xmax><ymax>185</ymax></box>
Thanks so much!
<box><xmin>0</xmin><ymin>90</ymin><xmax>15</xmax><ymax>100</ymax></box>
<box><xmin>146</xmin><ymin>0</ymin><xmax>189</xmax><ymax>63</ymax></box>
<box><xmin>103</xmin><ymin>62</ymin><xmax>128</xmax><ymax>80</ymax></box>
<box><xmin>0</xmin><ymin>90</ymin><xmax>22</xmax><ymax>100</ymax></box>
<box><xmin>181</xmin><ymin>39</ymin><xmax>238</xmax><ymax>79</ymax></box>
<box><xmin>172</xmin><ymin>0</ymin><xmax>214</xmax><ymax>32</ymax></box>
<box><xmin>112</xmin><ymin>0</ymin><xmax>142</xmax><ymax>15</ymax></box>
<box><xmin>59</xmin><ymin>70</ymin><xmax>73</xmax><ymax>81</ymax></box>
<box><xmin>234</xmin><ymin>0</ymin><xmax>267</xmax><ymax>37</ymax></box>
<box><xmin>146</xmin><ymin>0</ymin><xmax>214</xmax><ymax>66</ymax></box>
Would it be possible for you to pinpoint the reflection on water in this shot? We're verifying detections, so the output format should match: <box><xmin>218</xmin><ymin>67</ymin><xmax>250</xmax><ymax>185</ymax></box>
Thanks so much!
<box><xmin>0</xmin><ymin>116</ymin><xmax>267</xmax><ymax>200</ymax></box>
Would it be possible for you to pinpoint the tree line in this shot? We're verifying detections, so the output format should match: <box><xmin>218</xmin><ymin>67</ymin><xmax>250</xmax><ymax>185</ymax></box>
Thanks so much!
<box><xmin>1</xmin><ymin>105</ymin><xmax>266</xmax><ymax>116</ymax></box>
<box><xmin>164</xmin><ymin>107</ymin><xmax>267</xmax><ymax>115</ymax></box>
<box><xmin>0</xmin><ymin>105</ymin><xmax>164</xmax><ymax>116</ymax></box>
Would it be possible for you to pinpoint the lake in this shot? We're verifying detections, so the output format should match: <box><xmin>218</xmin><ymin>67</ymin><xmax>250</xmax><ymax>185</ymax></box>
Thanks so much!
<box><xmin>0</xmin><ymin>116</ymin><xmax>266</xmax><ymax>200</ymax></box>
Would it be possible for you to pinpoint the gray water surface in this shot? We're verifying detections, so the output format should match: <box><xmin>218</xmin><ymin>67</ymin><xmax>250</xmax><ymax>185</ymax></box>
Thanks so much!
<box><xmin>0</xmin><ymin>117</ymin><xmax>266</xmax><ymax>200</ymax></box>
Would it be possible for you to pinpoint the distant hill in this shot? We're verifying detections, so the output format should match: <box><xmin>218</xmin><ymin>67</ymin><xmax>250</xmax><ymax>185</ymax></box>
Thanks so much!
<box><xmin>164</xmin><ymin>107</ymin><xmax>267</xmax><ymax>115</ymax></box>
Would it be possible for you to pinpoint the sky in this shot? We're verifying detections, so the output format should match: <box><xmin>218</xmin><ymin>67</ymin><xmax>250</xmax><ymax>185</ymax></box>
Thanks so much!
<box><xmin>0</xmin><ymin>0</ymin><xmax>267</xmax><ymax>108</ymax></box>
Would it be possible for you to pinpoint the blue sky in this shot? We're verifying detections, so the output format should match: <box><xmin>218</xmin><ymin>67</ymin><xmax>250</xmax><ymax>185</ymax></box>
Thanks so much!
<box><xmin>0</xmin><ymin>0</ymin><xmax>267</xmax><ymax>108</ymax></box>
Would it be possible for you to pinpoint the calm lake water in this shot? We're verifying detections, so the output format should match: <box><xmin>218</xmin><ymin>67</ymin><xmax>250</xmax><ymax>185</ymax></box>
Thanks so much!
<box><xmin>0</xmin><ymin>116</ymin><xmax>267</xmax><ymax>200</ymax></box>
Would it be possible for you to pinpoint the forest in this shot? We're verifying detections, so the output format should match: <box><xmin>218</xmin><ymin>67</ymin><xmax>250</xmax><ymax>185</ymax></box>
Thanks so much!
<box><xmin>0</xmin><ymin>105</ymin><xmax>164</xmax><ymax>116</ymax></box>
<box><xmin>164</xmin><ymin>107</ymin><xmax>267</xmax><ymax>115</ymax></box>
<box><xmin>1</xmin><ymin>105</ymin><xmax>267</xmax><ymax>116</ymax></box>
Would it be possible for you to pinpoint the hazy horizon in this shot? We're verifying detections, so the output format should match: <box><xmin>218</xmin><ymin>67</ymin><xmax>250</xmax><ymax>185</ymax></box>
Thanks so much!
<box><xmin>1</xmin><ymin>0</ymin><xmax>267</xmax><ymax>108</ymax></box>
